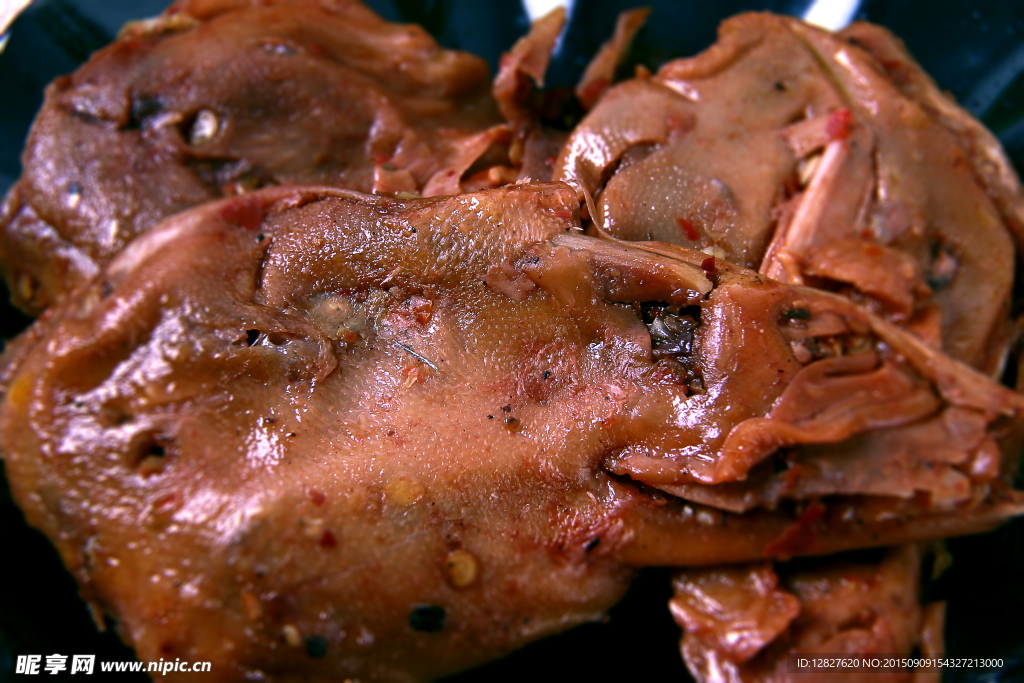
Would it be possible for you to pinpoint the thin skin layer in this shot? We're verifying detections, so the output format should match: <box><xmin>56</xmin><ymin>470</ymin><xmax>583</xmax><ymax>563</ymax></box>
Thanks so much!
<box><xmin>2</xmin><ymin>183</ymin><xmax>1023</xmax><ymax>681</ymax></box>
<box><xmin>0</xmin><ymin>0</ymin><xmax>499</xmax><ymax>315</ymax></box>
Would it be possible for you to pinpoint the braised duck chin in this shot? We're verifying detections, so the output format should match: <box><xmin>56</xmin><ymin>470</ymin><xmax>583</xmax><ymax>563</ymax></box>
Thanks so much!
<box><xmin>1</xmin><ymin>3</ymin><xmax>1023</xmax><ymax>682</ymax></box>
<box><xmin>0</xmin><ymin>0</ymin><xmax>502</xmax><ymax>315</ymax></box>
<box><xmin>2</xmin><ymin>182</ymin><xmax>1021</xmax><ymax>681</ymax></box>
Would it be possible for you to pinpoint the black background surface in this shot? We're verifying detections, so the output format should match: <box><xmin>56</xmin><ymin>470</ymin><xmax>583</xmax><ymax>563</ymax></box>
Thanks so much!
<box><xmin>0</xmin><ymin>1</ymin><xmax>1023</xmax><ymax>681</ymax></box>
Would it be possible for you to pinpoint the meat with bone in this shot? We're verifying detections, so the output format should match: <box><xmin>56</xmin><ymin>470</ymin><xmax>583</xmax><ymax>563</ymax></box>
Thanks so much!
<box><xmin>1</xmin><ymin>182</ymin><xmax>1022</xmax><ymax>680</ymax></box>
<box><xmin>0</xmin><ymin>0</ymin><xmax>501</xmax><ymax>316</ymax></box>
<box><xmin>671</xmin><ymin>545</ymin><xmax>946</xmax><ymax>683</ymax></box>
<box><xmin>554</xmin><ymin>13</ymin><xmax>1024</xmax><ymax>374</ymax></box>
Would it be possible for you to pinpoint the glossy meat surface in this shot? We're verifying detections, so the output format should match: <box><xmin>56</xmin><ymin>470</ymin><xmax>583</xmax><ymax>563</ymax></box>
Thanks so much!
<box><xmin>672</xmin><ymin>546</ymin><xmax>946</xmax><ymax>682</ymax></box>
<box><xmin>554</xmin><ymin>13</ymin><xmax>1024</xmax><ymax>373</ymax></box>
<box><xmin>0</xmin><ymin>0</ymin><xmax>500</xmax><ymax>315</ymax></box>
<box><xmin>2</xmin><ymin>183</ymin><xmax>1022</xmax><ymax>680</ymax></box>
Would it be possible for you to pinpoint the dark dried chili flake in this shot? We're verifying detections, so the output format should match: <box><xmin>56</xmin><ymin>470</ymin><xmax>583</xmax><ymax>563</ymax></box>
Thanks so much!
<box><xmin>487</xmin><ymin>415</ymin><xmax>494</xmax><ymax>419</ymax></box>
<box><xmin>305</xmin><ymin>635</ymin><xmax>327</xmax><ymax>658</ymax></box>
<box><xmin>782</xmin><ymin>307</ymin><xmax>811</xmax><ymax>320</ymax></box>
<box><xmin>409</xmin><ymin>605</ymin><xmax>446</xmax><ymax>632</ymax></box>
<box><xmin>500</xmin><ymin>405</ymin><xmax>512</xmax><ymax>413</ymax></box>
<box><xmin>542</xmin><ymin>370</ymin><xmax>551</xmax><ymax>379</ymax></box>
<box><xmin>585</xmin><ymin>537</ymin><xmax>600</xmax><ymax>552</ymax></box>
<box><xmin>318</xmin><ymin>530</ymin><xmax>337</xmax><ymax>548</ymax></box>
<box><xmin>701</xmin><ymin>256</ymin><xmax>717</xmax><ymax>277</ymax></box>
<box><xmin>505</xmin><ymin>417</ymin><xmax>517</xmax><ymax>424</ymax></box>
<box><xmin>256</xmin><ymin>233</ymin><xmax>265</xmax><ymax>242</ymax></box>
<box><xmin>774</xmin><ymin>81</ymin><xmax>786</xmax><ymax>91</ymax></box>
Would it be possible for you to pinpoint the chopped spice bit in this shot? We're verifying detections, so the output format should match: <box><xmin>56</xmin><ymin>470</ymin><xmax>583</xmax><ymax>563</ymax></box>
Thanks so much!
<box><xmin>585</xmin><ymin>537</ymin><xmax>600</xmax><ymax>552</ymax></box>
<box><xmin>385</xmin><ymin>478</ymin><xmax>425</xmax><ymax>506</ymax></box>
<box><xmin>188</xmin><ymin>109</ymin><xmax>219</xmax><ymax>145</ymax></box>
<box><xmin>305</xmin><ymin>635</ymin><xmax>328</xmax><ymax>658</ymax></box>
<box><xmin>764</xmin><ymin>501</ymin><xmax>826</xmax><ymax>558</ymax></box>
<box><xmin>675</xmin><ymin>217</ymin><xmax>699</xmax><ymax>241</ymax></box>
<box><xmin>444</xmin><ymin>550</ymin><xmax>479</xmax><ymax>588</ymax></box>
<box><xmin>782</xmin><ymin>307</ymin><xmax>811</xmax><ymax>320</ymax></box>
<box><xmin>308</xmin><ymin>488</ymin><xmax>326</xmax><ymax>506</ymax></box>
<box><xmin>241</xmin><ymin>590</ymin><xmax>262</xmax><ymax>620</ymax></box>
<box><xmin>700</xmin><ymin>256</ymin><xmax>717</xmax><ymax>277</ymax></box>
<box><xmin>701</xmin><ymin>245</ymin><xmax>726</xmax><ymax>261</ymax></box>
<box><xmin>282</xmin><ymin>624</ymin><xmax>303</xmax><ymax>648</ymax></box>
<box><xmin>826</xmin><ymin>107</ymin><xmax>852</xmax><ymax>141</ymax></box>
<box><xmin>409</xmin><ymin>605</ymin><xmax>446</xmax><ymax>632</ymax></box>
<box><xmin>318</xmin><ymin>530</ymin><xmax>338</xmax><ymax>548</ymax></box>
<box><xmin>500</xmin><ymin>404</ymin><xmax>512</xmax><ymax>412</ymax></box>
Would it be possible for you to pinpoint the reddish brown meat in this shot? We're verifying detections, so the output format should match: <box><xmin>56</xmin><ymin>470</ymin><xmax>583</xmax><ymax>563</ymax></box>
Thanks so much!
<box><xmin>553</xmin><ymin>13</ymin><xmax>1024</xmax><ymax>374</ymax></box>
<box><xmin>0</xmin><ymin>0</ymin><xmax>501</xmax><ymax>315</ymax></box>
<box><xmin>2</xmin><ymin>183</ymin><xmax>1022</xmax><ymax>680</ymax></box>
<box><xmin>672</xmin><ymin>545</ymin><xmax>945</xmax><ymax>683</ymax></box>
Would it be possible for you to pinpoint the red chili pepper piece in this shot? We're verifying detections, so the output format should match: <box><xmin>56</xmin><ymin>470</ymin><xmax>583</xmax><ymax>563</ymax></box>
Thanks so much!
<box><xmin>764</xmin><ymin>501</ymin><xmax>826</xmax><ymax>557</ymax></box>
<box><xmin>701</xmin><ymin>255</ymin><xmax>717</xmax><ymax>277</ymax></box>
<box><xmin>826</xmin><ymin>107</ymin><xmax>852</xmax><ymax>141</ymax></box>
<box><xmin>676</xmin><ymin>217</ymin><xmax>699</xmax><ymax>241</ymax></box>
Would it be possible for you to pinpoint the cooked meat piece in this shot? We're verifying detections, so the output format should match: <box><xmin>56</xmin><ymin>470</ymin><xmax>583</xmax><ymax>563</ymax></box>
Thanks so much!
<box><xmin>2</xmin><ymin>183</ymin><xmax>1022</xmax><ymax>680</ymax></box>
<box><xmin>553</xmin><ymin>12</ymin><xmax>1024</xmax><ymax>373</ymax></box>
<box><xmin>0</xmin><ymin>0</ymin><xmax>501</xmax><ymax>315</ymax></box>
<box><xmin>672</xmin><ymin>545</ymin><xmax>945</xmax><ymax>683</ymax></box>
<box><xmin>669</xmin><ymin>562</ymin><xmax>801</xmax><ymax>664</ymax></box>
